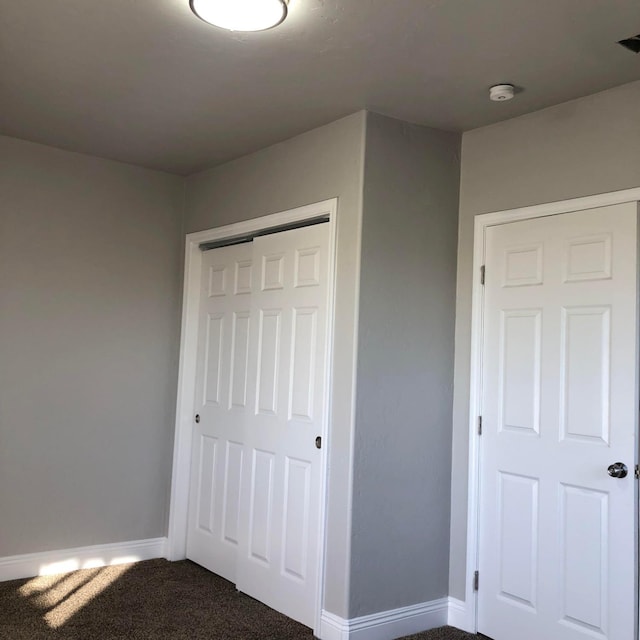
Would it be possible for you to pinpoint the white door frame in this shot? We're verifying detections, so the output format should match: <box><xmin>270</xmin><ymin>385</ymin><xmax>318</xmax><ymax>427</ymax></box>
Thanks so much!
<box><xmin>167</xmin><ymin>198</ymin><xmax>338</xmax><ymax>636</ymax></box>
<box><xmin>463</xmin><ymin>187</ymin><xmax>640</xmax><ymax>633</ymax></box>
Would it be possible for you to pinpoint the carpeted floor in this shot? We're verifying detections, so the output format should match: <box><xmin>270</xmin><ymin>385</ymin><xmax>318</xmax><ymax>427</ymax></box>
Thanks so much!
<box><xmin>0</xmin><ymin>559</ymin><xmax>477</xmax><ymax>639</ymax></box>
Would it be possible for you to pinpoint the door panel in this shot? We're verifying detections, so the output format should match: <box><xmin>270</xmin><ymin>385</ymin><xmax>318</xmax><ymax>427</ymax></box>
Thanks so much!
<box><xmin>236</xmin><ymin>223</ymin><xmax>329</xmax><ymax>627</ymax></box>
<box><xmin>478</xmin><ymin>203</ymin><xmax>638</xmax><ymax>640</ymax></box>
<box><xmin>559</xmin><ymin>484</ymin><xmax>608</xmax><ymax>633</ymax></box>
<box><xmin>186</xmin><ymin>242</ymin><xmax>253</xmax><ymax>582</ymax></box>
<box><xmin>229</xmin><ymin>311</ymin><xmax>251</xmax><ymax>409</ymax></box>
<box><xmin>497</xmin><ymin>472</ymin><xmax>538</xmax><ymax>610</ymax></box>
<box><xmin>560</xmin><ymin>306</ymin><xmax>610</xmax><ymax>444</ymax></box>
<box><xmin>499</xmin><ymin>308</ymin><xmax>542</xmax><ymax>434</ymax></box>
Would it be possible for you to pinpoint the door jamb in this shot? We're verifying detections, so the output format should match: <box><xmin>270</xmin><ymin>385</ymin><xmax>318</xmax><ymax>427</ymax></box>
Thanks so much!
<box><xmin>464</xmin><ymin>187</ymin><xmax>640</xmax><ymax>633</ymax></box>
<box><xmin>167</xmin><ymin>198</ymin><xmax>339</xmax><ymax>636</ymax></box>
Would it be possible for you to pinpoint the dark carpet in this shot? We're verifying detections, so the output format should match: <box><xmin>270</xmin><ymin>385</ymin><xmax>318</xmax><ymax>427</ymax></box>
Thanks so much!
<box><xmin>0</xmin><ymin>559</ymin><xmax>477</xmax><ymax>639</ymax></box>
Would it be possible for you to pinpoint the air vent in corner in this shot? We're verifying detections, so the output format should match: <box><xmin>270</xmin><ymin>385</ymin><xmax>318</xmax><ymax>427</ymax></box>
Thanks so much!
<box><xmin>618</xmin><ymin>34</ymin><xmax>640</xmax><ymax>53</ymax></box>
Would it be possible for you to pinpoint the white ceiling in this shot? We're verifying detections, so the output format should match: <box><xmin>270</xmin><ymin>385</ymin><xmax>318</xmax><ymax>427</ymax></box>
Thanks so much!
<box><xmin>1</xmin><ymin>0</ymin><xmax>639</xmax><ymax>175</ymax></box>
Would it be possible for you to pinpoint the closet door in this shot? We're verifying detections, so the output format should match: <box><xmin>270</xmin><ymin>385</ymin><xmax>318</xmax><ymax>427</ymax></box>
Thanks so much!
<box><xmin>236</xmin><ymin>223</ymin><xmax>330</xmax><ymax>627</ymax></box>
<box><xmin>186</xmin><ymin>242</ymin><xmax>253</xmax><ymax>582</ymax></box>
<box><xmin>186</xmin><ymin>221</ymin><xmax>330</xmax><ymax>628</ymax></box>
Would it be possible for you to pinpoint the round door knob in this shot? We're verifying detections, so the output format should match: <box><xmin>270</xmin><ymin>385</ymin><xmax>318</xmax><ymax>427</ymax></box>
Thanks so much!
<box><xmin>607</xmin><ymin>462</ymin><xmax>628</xmax><ymax>478</ymax></box>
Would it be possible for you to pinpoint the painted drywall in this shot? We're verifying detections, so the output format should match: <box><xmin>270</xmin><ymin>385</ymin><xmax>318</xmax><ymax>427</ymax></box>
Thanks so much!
<box><xmin>349</xmin><ymin>113</ymin><xmax>460</xmax><ymax>616</ymax></box>
<box><xmin>449</xmin><ymin>80</ymin><xmax>640</xmax><ymax>600</ymax></box>
<box><xmin>185</xmin><ymin>111</ymin><xmax>367</xmax><ymax>618</ymax></box>
<box><xmin>0</xmin><ymin>136</ymin><xmax>184</xmax><ymax>557</ymax></box>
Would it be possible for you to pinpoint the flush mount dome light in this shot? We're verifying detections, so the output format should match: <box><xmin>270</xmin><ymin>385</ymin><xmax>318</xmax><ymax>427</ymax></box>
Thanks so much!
<box><xmin>190</xmin><ymin>0</ymin><xmax>289</xmax><ymax>31</ymax></box>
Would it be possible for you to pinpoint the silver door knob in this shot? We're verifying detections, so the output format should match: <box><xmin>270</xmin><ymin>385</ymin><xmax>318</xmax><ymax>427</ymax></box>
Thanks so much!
<box><xmin>607</xmin><ymin>462</ymin><xmax>628</xmax><ymax>478</ymax></box>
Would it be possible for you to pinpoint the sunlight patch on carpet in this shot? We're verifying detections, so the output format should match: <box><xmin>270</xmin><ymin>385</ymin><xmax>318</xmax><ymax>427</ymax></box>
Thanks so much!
<box><xmin>18</xmin><ymin>564</ymin><xmax>131</xmax><ymax>629</ymax></box>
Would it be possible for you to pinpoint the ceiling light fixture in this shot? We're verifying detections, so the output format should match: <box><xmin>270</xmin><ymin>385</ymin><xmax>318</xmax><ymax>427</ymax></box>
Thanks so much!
<box><xmin>190</xmin><ymin>0</ymin><xmax>289</xmax><ymax>31</ymax></box>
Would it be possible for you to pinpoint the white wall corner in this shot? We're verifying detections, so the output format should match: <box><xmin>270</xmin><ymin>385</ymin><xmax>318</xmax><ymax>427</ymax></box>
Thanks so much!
<box><xmin>0</xmin><ymin>537</ymin><xmax>168</xmax><ymax>583</ymax></box>
<box><xmin>319</xmin><ymin>598</ymin><xmax>449</xmax><ymax>640</ymax></box>
<box><xmin>447</xmin><ymin>597</ymin><xmax>473</xmax><ymax>632</ymax></box>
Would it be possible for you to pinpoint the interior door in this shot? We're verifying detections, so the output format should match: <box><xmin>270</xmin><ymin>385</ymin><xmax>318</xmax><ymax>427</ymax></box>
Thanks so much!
<box><xmin>186</xmin><ymin>241</ymin><xmax>253</xmax><ymax>582</ymax></box>
<box><xmin>236</xmin><ymin>223</ymin><xmax>329</xmax><ymax>627</ymax></box>
<box><xmin>478</xmin><ymin>203</ymin><xmax>638</xmax><ymax>640</ymax></box>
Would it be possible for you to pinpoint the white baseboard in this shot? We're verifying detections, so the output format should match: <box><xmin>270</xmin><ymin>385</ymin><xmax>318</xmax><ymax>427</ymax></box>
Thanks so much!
<box><xmin>319</xmin><ymin>597</ymin><xmax>449</xmax><ymax>640</ymax></box>
<box><xmin>447</xmin><ymin>597</ymin><xmax>473</xmax><ymax>632</ymax></box>
<box><xmin>0</xmin><ymin>537</ymin><xmax>167</xmax><ymax>583</ymax></box>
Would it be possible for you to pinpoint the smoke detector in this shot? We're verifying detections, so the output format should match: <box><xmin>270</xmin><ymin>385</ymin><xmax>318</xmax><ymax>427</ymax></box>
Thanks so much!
<box><xmin>489</xmin><ymin>84</ymin><xmax>515</xmax><ymax>102</ymax></box>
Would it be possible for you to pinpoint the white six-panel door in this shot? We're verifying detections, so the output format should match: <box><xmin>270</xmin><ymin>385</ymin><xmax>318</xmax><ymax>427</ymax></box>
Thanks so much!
<box><xmin>236</xmin><ymin>224</ymin><xmax>328</xmax><ymax>626</ymax></box>
<box><xmin>187</xmin><ymin>241</ymin><xmax>253</xmax><ymax>582</ymax></box>
<box><xmin>186</xmin><ymin>222</ymin><xmax>329</xmax><ymax>628</ymax></box>
<box><xmin>478</xmin><ymin>203</ymin><xmax>638</xmax><ymax>640</ymax></box>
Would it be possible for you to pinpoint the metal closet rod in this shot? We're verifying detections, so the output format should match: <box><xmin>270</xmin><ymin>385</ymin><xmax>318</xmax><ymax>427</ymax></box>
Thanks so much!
<box><xmin>199</xmin><ymin>215</ymin><xmax>329</xmax><ymax>251</ymax></box>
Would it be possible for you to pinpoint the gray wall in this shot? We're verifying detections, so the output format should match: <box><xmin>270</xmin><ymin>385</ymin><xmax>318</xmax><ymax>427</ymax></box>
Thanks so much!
<box><xmin>185</xmin><ymin>111</ymin><xmax>367</xmax><ymax>619</ymax></box>
<box><xmin>349</xmin><ymin>114</ymin><xmax>460</xmax><ymax>616</ymax></box>
<box><xmin>449</xmin><ymin>80</ymin><xmax>640</xmax><ymax>599</ymax></box>
<box><xmin>0</xmin><ymin>136</ymin><xmax>184</xmax><ymax>556</ymax></box>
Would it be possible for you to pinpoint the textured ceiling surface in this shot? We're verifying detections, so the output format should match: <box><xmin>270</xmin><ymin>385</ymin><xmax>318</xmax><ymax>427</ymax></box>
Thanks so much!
<box><xmin>1</xmin><ymin>0</ymin><xmax>639</xmax><ymax>174</ymax></box>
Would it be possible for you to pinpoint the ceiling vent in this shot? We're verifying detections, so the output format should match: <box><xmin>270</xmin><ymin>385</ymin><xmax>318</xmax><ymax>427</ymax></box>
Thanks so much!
<box><xmin>618</xmin><ymin>34</ymin><xmax>640</xmax><ymax>53</ymax></box>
